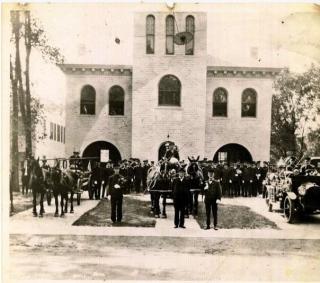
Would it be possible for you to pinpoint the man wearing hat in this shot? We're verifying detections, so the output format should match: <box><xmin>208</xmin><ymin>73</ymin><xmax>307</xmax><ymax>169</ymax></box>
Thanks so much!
<box><xmin>300</xmin><ymin>157</ymin><xmax>315</xmax><ymax>175</ymax></box>
<box><xmin>172</xmin><ymin>168</ymin><xmax>190</xmax><ymax>228</ymax></box>
<box><xmin>107</xmin><ymin>166</ymin><xmax>125</xmax><ymax>223</ymax></box>
<box><xmin>204</xmin><ymin>168</ymin><xmax>222</xmax><ymax>230</ymax></box>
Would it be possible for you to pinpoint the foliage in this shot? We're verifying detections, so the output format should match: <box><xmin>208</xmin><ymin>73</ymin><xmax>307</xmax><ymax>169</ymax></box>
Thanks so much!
<box><xmin>271</xmin><ymin>65</ymin><xmax>320</xmax><ymax>161</ymax></box>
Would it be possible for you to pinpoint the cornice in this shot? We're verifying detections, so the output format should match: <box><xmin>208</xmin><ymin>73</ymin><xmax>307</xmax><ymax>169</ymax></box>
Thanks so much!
<box><xmin>58</xmin><ymin>64</ymin><xmax>132</xmax><ymax>76</ymax></box>
<box><xmin>207</xmin><ymin>66</ymin><xmax>285</xmax><ymax>78</ymax></box>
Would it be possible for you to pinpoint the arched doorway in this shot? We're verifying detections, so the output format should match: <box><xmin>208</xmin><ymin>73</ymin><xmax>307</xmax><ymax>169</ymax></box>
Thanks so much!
<box><xmin>158</xmin><ymin>141</ymin><xmax>179</xmax><ymax>161</ymax></box>
<box><xmin>82</xmin><ymin>141</ymin><xmax>121</xmax><ymax>167</ymax></box>
<box><xmin>213</xmin><ymin>143</ymin><xmax>252</xmax><ymax>163</ymax></box>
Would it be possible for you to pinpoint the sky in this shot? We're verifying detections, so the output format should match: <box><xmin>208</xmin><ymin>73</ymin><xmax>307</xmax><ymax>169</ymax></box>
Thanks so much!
<box><xmin>2</xmin><ymin>2</ymin><xmax>320</xmax><ymax>107</ymax></box>
<box><xmin>4</xmin><ymin>2</ymin><xmax>320</xmax><ymax>71</ymax></box>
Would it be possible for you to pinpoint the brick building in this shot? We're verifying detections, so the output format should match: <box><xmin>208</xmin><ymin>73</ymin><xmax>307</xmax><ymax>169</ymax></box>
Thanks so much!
<box><xmin>59</xmin><ymin>11</ymin><xmax>282</xmax><ymax>164</ymax></box>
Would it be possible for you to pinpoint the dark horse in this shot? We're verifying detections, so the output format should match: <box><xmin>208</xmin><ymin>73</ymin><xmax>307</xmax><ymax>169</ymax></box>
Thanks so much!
<box><xmin>187</xmin><ymin>156</ymin><xmax>204</xmax><ymax>215</ymax></box>
<box><xmin>50</xmin><ymin>167</ymin><xmax>78</xmax><ymax>217</ymax></box>
<box><xmin>29</xmin><ymin>158</ymin><xmax>46</xmax><ymax>217</ymax></box>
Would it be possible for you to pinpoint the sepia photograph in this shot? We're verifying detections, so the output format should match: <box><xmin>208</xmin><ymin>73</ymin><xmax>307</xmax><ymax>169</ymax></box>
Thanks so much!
<box><xmin>1</xmin><ymin>1</ymin><xmax>320</xmax><ymax>282</ymax></box>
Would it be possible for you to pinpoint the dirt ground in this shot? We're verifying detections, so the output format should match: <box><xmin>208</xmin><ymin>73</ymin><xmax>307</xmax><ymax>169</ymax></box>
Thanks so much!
<box><xmin>9</xmin><ymin>234</ymin><xmax>320</xmax><ymax>281</ymax></box>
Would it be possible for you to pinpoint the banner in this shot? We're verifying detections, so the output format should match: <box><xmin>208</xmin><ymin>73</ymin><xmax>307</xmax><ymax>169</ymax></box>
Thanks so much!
<box><xmin>100</xmin><ymin>149</ymin><xmax>109</xmax><ymax>163</ymax></box>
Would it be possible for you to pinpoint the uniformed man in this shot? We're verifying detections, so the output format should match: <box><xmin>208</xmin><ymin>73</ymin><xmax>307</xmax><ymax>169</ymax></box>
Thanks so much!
<box><xmin>133</xmin><ymin>161</ymin><xmax>143</xmax><ymax>193</ymax></box>
<box><xmin>107</xmin><ymin>166</ymin><xmax>125</xmax><ymax>223</ymax></box>
<box><xmin>172</xmin><ymin>168</ymin><xmax>190</xmax><ymax>228</ymax></box>
<box><xmin>234</xmin><ymin>163</ymin><xmax>242</xmax><ymax>197</ymax></box>
<box><xmin>300</xmin><ymin>157</ymin><xmax>316</xmax><ymax>175</ymax></box>
<box><xmin>255</xmin><ymin>161</ymin><xmax>264</xmax><ymax>196</ymax></box>
<box><xmin>242</xmin><ymin>162</ymin><xmax>251</xmax><ymax>197</ymax></box>
<box><xmin>91</xmin><ymin>162</ymin><xmax>102</xmax><ymax>199</ymax></box>
<box><xmin>221</xmin><ymin>163</ymin><xmax>229</xmax><ymax>197</ymax></box>
<box><xmin>228</xmin><ymin>162</ymin><xmax>237</xmax><ymax>197</ymax></box>
<box><xmin>204</xmin><ymin>168</ymin><xmax>222</xmax><ymax>230</ymax></box>
<box><xmin>250</xmin><ymin>162</ymin><xmax>258</xmax><ymax>197</ymax></box>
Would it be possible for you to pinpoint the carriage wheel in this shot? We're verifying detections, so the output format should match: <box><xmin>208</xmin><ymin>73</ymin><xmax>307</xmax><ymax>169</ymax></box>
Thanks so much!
<box><xmin>47</xmin><ymin>191</ymin><xmax>52</xmax><ymax>206</ymax></box>
<box><xmin>77</xmin><ymin>193</ymin><xmax>81</xmax><ymax>205</ymax></box>
<box><xmin>283</xmin><ymin>196</ymin><xmax>297</xmax><ymax>223</ymax></box>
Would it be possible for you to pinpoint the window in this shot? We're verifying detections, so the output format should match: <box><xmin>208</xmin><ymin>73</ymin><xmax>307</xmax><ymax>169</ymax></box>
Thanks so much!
<box><xmin>57</xmin><ymin>125</ymin><xmax>60</xmax><ymax>142</ymax></box>
<box><xmin>50</xmin><ymin>122</ymin><xmax>53</xmax><ymax>140</ymax></box>
<box><xmin>109</xmin><ymin>85</ymin><xmax>125</xmax><ymax>115</ymax></box>
<box><xmin>185</xmin><ymin>15</ymin><xmax>195</xmax><ymax>55</ymax></box>
<box><xmin>242</xmin><ymin>88</ymin><xmax>257</xmax><ymax>117</ymax></box>
<box><xmin>80</xmin><ymin>85</ymin><xmax>96</xmax><ymax>115</ymax></box>
<box><xmin>146</xmin><ymin>15</ymin><xmax>155</xmax><ymax>54</ymax></box>
<box><xmin>159</xmin><ymin>75</ymin><xmax>181</xmax><ymax>106</ymax></box>
<box><xmin>213</xmin><ymin>88</ymin><xmax>228</xmax><ymax>117</ymax></box>
<box><xmin>166</xmin><ymin>15</ymin><xmax>174</xmax><ymax>55</ymax></box>
<box><xmin>53</xmin><ymin>124</ymin><xmax>57</xmax><ymax>141</ymax></box>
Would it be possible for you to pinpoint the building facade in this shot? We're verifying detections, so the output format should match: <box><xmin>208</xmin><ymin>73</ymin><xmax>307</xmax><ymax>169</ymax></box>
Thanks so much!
<box><xmin>60</xmin><ymin>11</ymin><xmax>281</xmax><ymax>163</ymax></box>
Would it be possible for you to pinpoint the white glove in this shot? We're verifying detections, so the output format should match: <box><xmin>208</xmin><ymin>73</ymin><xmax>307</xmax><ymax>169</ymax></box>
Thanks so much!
<box><xmin>216</xmin><ymin>199</ymin><xmax>221</xmax><ymax>203</ymax></box>
<box><xmin>94</xmin><ymin>181</ymin><xmax>97</xmax><ymax>185</ymax></box>
<box><xmin>114</xmin><ymin>184</ymin><xmax>120</xmax><ymax>189</ymax></box>
<box><xmin>229</xmin><ymin>180</ymin><xmax>232</xmax><ymax>183</ymax></box>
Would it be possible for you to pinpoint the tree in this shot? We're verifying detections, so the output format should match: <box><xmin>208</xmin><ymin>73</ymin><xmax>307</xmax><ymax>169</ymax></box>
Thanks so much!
<box><xmin>271</xmin><ymin>65</ymin><xmax>320</xmax><ymax>161</ymax></box>
<box><xmin>10</xmin><ymin>8</ymin><xmax>64</xmax><ymax>158</ymax></box>
<box><xmin>10</xmin><ymin>11</ymin><xmax>22</xmax><ymax>193</ymax></box>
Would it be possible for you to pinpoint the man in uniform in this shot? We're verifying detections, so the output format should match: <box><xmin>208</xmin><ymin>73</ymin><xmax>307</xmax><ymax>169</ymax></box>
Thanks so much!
<box><xmin>172</xmin><ymin>168</ymin><xmax>190</xmax><ymax>228</ymax></box>
<box><xmin>228</xmin><ymin>162</ymin><xmax>237</xmax><ymax>197</ymax></box>
<box><xmin>250</xmin><ymin>162</ymin><xmax>258</xmax><ymax>197</ymax></box>
<box><xmin>300</xmin><ymin>157</ymin><xmax>316</xmax><ymax>175</ymax></box>
<box><xmin>234</xmin><ymin>163</ymin><xmax>242</xmax><ymax>197</ymax></box>
<box><xmin>107</xmin><ymin>166</ymin><xmax>125</xmax><ymax>223</ymax></box>
<box><xmin>242</xmin><ymin>162</ymin><xmax>251</xmax><ymax>197</ymax></box>
<box><xmin>134</xmin><ymin>161</ymin><xmax>143</xmax><ymax>193</ymax></box>
<box><xmin>91</xmin><ymin>162</ymin><xmax>102</xmax><ymax>199</ymax></box>
<box><xmin>255</xmin><ymin>161</ymin><xmax>264</xmax><ymax>196</ymax></box>
<box><xmin>204</xmin><ymin>168</ymin><xmax>222</xmax><ymax>230</ymax></box>
<box><xmin>221</xmin><ymin>163</ymin><xmax>229</xmax><ymax>197</ymax></box>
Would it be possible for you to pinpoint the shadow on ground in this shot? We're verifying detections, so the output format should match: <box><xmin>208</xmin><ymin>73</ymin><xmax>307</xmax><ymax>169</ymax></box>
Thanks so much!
<box><xmin>73</xmin><ymin>197</ymin><xmax>156</xmax><ymax>227</ymax></box>
<box><xmin>195</xmin><ymin>202</ymin><xmax>279</xmax><ymax>229</ymax></box>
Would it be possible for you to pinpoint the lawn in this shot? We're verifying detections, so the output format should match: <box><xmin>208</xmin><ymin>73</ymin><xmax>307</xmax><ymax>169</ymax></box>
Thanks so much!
<box><xmin>195</xmin><ymin>202</ymin><xmax>279</xmax><ymax>229</ymax></box>
<box><xmin>73</xmin><ymin>196</ymin><xmax>156</xmax><ymax>227</ymax></box>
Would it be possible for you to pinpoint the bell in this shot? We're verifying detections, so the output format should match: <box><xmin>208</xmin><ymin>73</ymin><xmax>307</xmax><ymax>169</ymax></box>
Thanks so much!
<box><xmin>174</xmin><ymin>32</ymin><xmax>193</xmax><ymax>45</ymax></box>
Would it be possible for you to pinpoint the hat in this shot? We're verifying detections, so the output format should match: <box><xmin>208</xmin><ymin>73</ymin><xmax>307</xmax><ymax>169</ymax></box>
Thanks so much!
<box><xmin>208</xmin><ymin>168</ymin><xmax>215</xmax><ymax>173</ymax></box>
<box><xmin>178</xmin><ymin>168</ymin><xmax>186</xmax><ymax>173</ymax></box>
<box><xmin>143</xmin><ymin>160</ymin><xmax>148</xmax><ymax>162</ymax></box>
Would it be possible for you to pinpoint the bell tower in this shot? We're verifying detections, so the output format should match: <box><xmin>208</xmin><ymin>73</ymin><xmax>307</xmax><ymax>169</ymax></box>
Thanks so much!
<box><xmin>132</xmin><ymin>11</ymin><xmax>207</xmax><ymax>161</ymax></box>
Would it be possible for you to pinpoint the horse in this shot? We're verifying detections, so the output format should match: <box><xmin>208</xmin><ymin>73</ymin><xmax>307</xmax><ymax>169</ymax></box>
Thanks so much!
<box><xmin>50</xmin><ymin>166</ymin><xmax>78</xmax><ymax>217</ymax></box>
<box><xmin>28</xmin><ymin>158</ymin><xmax>46</xmax><ymax>217</ymax></box>
<box><xmin>186</xmin><ymin>156</ymin><xmax>204</xmax><ymax>215</ymax></box>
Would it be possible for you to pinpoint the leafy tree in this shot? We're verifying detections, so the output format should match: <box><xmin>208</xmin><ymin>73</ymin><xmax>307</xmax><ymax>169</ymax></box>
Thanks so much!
<box><xmin>271</xmin><ymin>65</ymin><xmax>320</xmax><ymax>161</ymax></box>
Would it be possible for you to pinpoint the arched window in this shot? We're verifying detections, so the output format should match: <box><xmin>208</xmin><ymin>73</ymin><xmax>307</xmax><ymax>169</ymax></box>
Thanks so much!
<box><xmin>166</xmin><ymin>15</ymin><xmax>175</xmax><ymax>55</ymax></box>
<box><xmin>241</xmin><ymin>88</ymin><xmax>257</xmax><ymax>117</ymax></box>
<box><xmin>146</xmin><ymin>15</ymin><xmax>155</xmax><ymax>54</ymax></box>
<box><xmin>80</xmin><ymin>85</ymin><xmax>96</xmax><ymax>115</ymax></box>
<box><xmin>109</xmin><ymin>85</ymin><xmax>125</xmax><ymax>115</ymax></box>
<box><xmin>185</xmin><ymin>15</ymin><xmax>195</xmax><ymax>55</ymax></box>
<box><xmin>213</xmin><ymin>88</ymin><xmax>228</xmax><ymax>117</ymax></box>
<box><xmin>159</xmin><ymin>75</ymin><xmax>181</xmax><ymax>106</ymax></box>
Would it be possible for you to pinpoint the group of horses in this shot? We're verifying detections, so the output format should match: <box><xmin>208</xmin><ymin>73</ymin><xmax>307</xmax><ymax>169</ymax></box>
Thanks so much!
<box><xmin>147</xmin><ymin>156</ymin><xmax>205</xmax><ymax>214</ymax></box>
<box><xmin>28</xmin><ymin>158</ymin><xmax>80</xmax><ymax>217</ymax></box>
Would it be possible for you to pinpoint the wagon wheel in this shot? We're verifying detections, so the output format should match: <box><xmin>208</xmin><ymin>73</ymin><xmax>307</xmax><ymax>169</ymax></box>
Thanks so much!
<box><xmin>77</xmin><ymin>193</ymin><xmax>81</xmax><ymax>205</ymax></box>
<box><xmin>283</xmin><ymin>196</ymin><xmax>297</xmax><ymax>223</ymax></box>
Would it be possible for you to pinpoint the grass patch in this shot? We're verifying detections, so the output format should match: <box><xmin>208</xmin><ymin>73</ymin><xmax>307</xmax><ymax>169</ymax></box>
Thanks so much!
<box><xmin>10</xmin><ymin>192</ymin><xmax>37</xmax><ymax>216</ymax></box>
<box><xmin>195</xmin><ymin>202</ymin><xmax>279</xmax><ymax>229</ymax></box>
<box><xmin>73</xmin><ymin>196</ymin><xmax>156</xmax><ymax>227</ymax></box>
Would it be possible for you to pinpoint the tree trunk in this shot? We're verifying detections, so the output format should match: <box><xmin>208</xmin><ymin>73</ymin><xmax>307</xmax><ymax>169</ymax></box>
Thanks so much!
<box><xmin>10</xmin><ymin>12</ymin><xmax>20</xmax><ymax>194</ymax></box>
<box><xmin>24</xmin><ymin>11</ymin><xmax>33</xmax><ymax>157</ymax></box>
<box><xmin>12</xmin><ymin>11</ymin><xmax>28</xmax><ymax>158</ymax></box>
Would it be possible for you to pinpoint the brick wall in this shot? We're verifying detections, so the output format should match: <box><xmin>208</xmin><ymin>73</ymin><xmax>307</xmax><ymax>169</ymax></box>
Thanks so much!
<box><xmin>205</xmin><ymin>76</ymin><xmax>273</xmax><ymax>161</ymax></box>
<box><xmin>64</xmin><ymin>72</ymin><xmax>132</xmax><ymax>159</ymax></box>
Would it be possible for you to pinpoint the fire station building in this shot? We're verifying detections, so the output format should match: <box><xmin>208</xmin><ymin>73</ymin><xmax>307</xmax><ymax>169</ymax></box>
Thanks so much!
<box><xmin>59</xmin><ymin>11</ymin><xmax>282</xmax><ymax>163</ymax></box>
